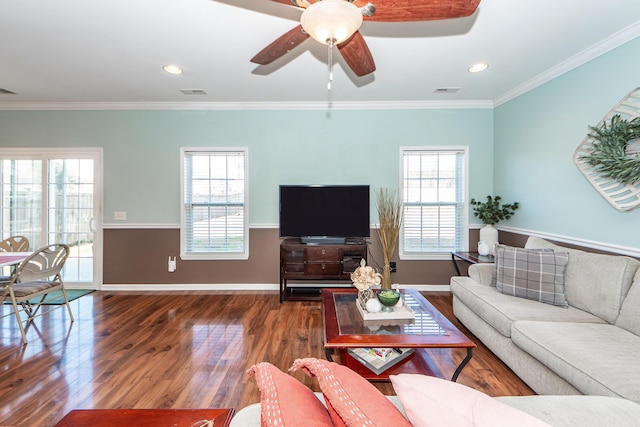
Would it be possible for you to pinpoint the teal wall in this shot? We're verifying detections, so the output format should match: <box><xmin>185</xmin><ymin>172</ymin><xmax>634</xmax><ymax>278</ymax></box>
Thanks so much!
<box><xmin>494</xmin><ymin>37</ymin><xmax>640</xmax><ymax>249</ymax></box>
<box><xmin>0</xmin><ymin>108</ymin><xmax>493</xmax><ymax>225</ymax></box>
<box><xmin>3</xmin><ymin>36</ymin><xmax>638</xmax><ymax>252</ymax></box>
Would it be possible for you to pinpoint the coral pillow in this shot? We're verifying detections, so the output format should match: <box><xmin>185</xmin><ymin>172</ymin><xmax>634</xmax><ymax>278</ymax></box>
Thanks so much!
<box><xmin>247</xmin><ymin>362</ymin><xmax>334</xmax><ymax>427</ymax></box>
<box><xmin>290</xmin><ymin>358</ymin><xmax>411</xmax><ymax>427</ymax></box>
<box><xmin>390</xmin><ymin>374</ymin><xmax>551</xmax><ymax>427</ymax></box>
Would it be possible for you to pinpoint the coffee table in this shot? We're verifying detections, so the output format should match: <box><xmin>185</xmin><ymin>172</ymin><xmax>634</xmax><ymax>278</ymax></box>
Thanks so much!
<box><xmin>322</xmin><ymin>288</ymin><xmax>475</xmax><ymax>381</ymax></box>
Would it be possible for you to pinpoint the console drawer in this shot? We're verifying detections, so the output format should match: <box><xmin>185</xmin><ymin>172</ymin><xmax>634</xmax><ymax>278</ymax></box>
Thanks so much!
<box><xmin>305</xmin><ymin>262</ymin><xmax>341</xmax><ymax>275</ymax></box>
<box><xmin>305</xmin><ymin>247</ymin><xmax>341</xmax><ymax>262</ymax></box>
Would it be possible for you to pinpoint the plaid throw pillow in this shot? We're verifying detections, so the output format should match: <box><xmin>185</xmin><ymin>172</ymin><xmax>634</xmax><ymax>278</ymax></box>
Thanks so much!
<box><xmin>493</xmin><ymin>244</ymin><xmax>569</xmax><ymax>307</ymax></box>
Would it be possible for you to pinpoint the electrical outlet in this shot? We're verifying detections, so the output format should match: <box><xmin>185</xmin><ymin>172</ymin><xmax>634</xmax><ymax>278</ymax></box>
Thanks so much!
<box><xmin>390</xmin><ymin>261</ymin><xmax>397</xmax><ymax>273</ymax></box>
<box><xmin>113</xmin><ymin>211</ymin><xmax>127</xmax><ymax>221</ymax></box>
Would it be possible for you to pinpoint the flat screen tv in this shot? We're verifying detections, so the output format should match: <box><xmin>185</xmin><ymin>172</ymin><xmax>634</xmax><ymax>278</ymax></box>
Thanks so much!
<box><xmin>279</xmin><ymin>185</ymin><xmax>370</xmax><ymax>244</ymax></box>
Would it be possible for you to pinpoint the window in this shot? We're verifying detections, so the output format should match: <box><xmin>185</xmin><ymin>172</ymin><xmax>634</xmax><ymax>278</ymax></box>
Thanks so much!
<box><xmin>181</xmin><ymin>148</ymin><xmax>248</xmax><ymax>260</ymax></box>
<box><xmin>400</xmin><ymin>147</ymin><xmax>468</xmax><ymax>259</ymax></box>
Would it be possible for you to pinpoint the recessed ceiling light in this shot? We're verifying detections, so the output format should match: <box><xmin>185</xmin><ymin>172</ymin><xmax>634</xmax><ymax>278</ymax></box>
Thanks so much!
<box><xmin>162</xmin><ymin>64</ymin><xmax>183</xmax><ymax>75</ymax></box>
<box><xmin>468</xmin><ymin>63</ymin><xmax>489</xmax><ymax>73</ymax></box>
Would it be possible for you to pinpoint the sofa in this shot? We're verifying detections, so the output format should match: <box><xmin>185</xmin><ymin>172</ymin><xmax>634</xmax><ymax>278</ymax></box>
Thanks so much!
<box><xmin>229</xmin><ymin>392</ymin><xmax>640</xmax><ymax>427</ymax></box>
<box><xmin>451</xmin><ymin>236</ymin><xmax>640</xmax><ymax>401</ymax></box>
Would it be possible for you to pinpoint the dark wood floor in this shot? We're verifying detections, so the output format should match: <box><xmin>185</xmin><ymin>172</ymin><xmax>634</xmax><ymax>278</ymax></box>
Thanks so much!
<box><xmin>0</xmin><ymin>291</ymin><xmax>533</xmax><ymax>426</ymax></box>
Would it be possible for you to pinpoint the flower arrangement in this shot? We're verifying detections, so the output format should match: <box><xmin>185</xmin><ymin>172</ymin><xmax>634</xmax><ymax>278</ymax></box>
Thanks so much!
<box><xmin>350</xmin><ymin>258</ymin><xmax>381</xmax><ymax>291</ymax></box>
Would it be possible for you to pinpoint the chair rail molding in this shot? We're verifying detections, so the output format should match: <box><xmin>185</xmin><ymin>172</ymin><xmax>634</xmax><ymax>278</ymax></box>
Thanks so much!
<box><xmin>498</xmin><ymin>225</ymin><xmax>640</xmax><ymax>258</ymax></box>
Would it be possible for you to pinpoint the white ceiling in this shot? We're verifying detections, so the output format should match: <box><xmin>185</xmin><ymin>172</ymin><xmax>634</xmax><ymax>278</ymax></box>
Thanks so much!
<box><xmin>1</xmin><ymin>0</ymin><xmax>640</xmax><ymax>109</ymax></box>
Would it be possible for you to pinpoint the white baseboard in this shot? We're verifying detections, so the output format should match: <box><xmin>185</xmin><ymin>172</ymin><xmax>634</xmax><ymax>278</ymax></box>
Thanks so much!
<box><xmin>99</xmin><ymin>283</ymin><xmax>450</xmax><ymax>292</ymax></box>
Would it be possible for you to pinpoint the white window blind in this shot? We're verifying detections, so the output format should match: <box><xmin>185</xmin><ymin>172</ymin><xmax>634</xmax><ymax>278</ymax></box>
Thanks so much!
<box><xmin>181</xmin><ymin>148</ymin><xmax>248</xmax><ymax>259</ymax></box>
<box><xmin>401</xmin><ymin>148</ymin><xmax>467</xmax><ymax>257</ymax></box>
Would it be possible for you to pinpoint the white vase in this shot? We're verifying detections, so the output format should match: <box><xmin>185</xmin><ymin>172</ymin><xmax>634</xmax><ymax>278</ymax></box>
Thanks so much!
<box><xmin>479</xmin><ymin>224</ymin><xmax>499</xmax><ymax>256</ymax></box>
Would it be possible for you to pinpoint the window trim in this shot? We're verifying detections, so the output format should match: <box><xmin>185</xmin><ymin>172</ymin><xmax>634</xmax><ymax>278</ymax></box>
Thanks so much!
<box><xmin>399</xmin><ymin>146</ymin><xmax>469</xmax><ymax>261</ymax></box>
<box><xmin>180</xmin><ymin>147</ymin><xmax>249</xmax><ymax>260</ymax></box>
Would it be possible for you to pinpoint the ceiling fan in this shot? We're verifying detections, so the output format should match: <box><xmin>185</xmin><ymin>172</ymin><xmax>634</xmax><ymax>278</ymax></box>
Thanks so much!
<box><xmin>251</xmin><ymin>0</ymin><xmax>481</xmax><ymax>77</ymax></box>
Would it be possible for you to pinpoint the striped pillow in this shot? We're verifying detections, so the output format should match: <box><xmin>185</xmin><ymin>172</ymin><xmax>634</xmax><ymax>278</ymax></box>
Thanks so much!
<box><xmin>247</xmin><ymin>362</ymin><xmax>334</xmax><ymax>427</ymax></box>
<box><xmin>493</xmin><ymin>244</ymin><xmax>569</xmax><ymax>307</ymax></box>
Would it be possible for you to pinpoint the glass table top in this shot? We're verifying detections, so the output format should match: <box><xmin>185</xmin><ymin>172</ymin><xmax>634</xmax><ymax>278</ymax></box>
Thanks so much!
<box><xmin>333</xmin><ymin>291</ymin><xmax>449</xmax><ymax>337</ymax></box>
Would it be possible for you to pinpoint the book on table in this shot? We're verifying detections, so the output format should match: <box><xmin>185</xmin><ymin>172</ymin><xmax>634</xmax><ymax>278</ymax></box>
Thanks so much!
<box><xmin>362</xmin><ymin>347</ymin><xmax>393</xmax><ymax>361</ymax></box>
<box><xmin>347</xmin><ymin>347</ymin><xmax>415</xmax><ymax>375</ymax></box>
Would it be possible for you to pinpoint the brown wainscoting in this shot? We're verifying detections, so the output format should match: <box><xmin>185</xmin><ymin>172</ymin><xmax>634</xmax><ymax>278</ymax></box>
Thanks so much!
<box><xmin>103</xmin><ymin>228</ymin><xmax>281</xmax><ymax>284</ymax></box>
<box><xmin>103</xmin><ymin>228</ymin><xmax>461</xmax><ymax>286</ymax></box>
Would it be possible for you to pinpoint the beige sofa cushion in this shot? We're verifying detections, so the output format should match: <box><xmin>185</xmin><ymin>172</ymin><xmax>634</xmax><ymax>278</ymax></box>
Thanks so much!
<box><xmin>450</xmin><ymin>277</ymin><xmax>604</xmax><ymax>338</ymax></box>
<box><xmin>616</xmin><ymin>268</ymin><xmax>640</xmax><ymax>335</ymax></box>
<box><xmin>525</xmin><ymin>237</ymin><xmax>640</xmax><ymax>323</ymax></box>
<box><xmin>496</xmin><ymin>396</ymin><xmax>640</xmax><ymax>427</ymax></box>
<box><xmin>511</xmin><ymin>321</ymin><xmax>640</xmax><ymax>402</ymax></box>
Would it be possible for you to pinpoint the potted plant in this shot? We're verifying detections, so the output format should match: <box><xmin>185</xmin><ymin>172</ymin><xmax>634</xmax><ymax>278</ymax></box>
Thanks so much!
<box><xmin>376</xmin><ymin>188</ymin><xmax>403</xmax><ymax>309</ymax></box>
<box><xmin>470</xmin><ymin>196</ymin><xmax>519</xmax><ymax>255</ymax></box>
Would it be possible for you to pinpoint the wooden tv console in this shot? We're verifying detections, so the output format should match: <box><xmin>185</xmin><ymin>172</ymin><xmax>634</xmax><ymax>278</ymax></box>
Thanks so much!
<box><xmin>279</xmin><ymin>238</ymin><xmax>368</xmax><ymax>302</ymax></box>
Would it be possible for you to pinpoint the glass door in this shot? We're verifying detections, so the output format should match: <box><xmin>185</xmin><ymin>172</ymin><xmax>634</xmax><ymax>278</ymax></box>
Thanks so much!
<box><xmin>48</xmin><ymin>158</ymin><xmax>96</xmax><ymax>284</ymax></box>
<box><xmin>0</xmin><ymin>149</ymin><xmax>102</xmax><ymax>288</ymax></box>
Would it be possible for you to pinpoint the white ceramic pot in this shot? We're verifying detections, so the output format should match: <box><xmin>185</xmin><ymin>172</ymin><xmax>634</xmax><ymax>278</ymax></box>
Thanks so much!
<box><xmin>479</xmin><ymin>224</ymin><xmax>499</xmax><ymax>255</ymax></box>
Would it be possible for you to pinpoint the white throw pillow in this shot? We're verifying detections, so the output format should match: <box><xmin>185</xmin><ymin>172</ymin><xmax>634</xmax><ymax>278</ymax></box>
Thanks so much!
<box><xmin>390</xmin><ymin>374</ymin><xmax>551</xmax><ymax>427</ymax></box>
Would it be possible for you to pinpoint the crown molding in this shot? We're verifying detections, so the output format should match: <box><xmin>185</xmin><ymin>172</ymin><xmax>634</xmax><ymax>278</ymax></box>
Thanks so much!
<box><xmin>0</xmin><ymin>100</ymin><xmax>494</xmax><ymax>112</ymax></box>
<box><xmin>494</xmin><ymin>20</ymin><xmax>640</xmax><ymax>107</ymax></box>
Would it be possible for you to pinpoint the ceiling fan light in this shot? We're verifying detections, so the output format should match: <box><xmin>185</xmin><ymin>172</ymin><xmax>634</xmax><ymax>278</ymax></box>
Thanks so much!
<box><xmin>300</xmin><ymin>0</ymin><xmax>363</xmax><ymax>45</ymax></box>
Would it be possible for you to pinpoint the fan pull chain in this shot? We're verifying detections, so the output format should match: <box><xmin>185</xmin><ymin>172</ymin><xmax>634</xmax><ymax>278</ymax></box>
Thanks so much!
<box><xmin>327</xmin><ymin>38</ymin><xmax>335</xmax><ymax>91</ymax></box>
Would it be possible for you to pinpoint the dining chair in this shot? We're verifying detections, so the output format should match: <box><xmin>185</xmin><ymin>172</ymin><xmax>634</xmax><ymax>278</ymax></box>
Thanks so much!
<box><xmin>1</xmin><ymin>243</ymin><xmax>74</xmax><ymax>344</ymax></box>
<box><xmin>0</xmin><ymin>235</ymin><xmax>30</xmax><ymax>252</ymax></box>
<box><xmin>0</xmin><ymin>236</ymin><xmax>30</xmax><ymax>282</ymax></box>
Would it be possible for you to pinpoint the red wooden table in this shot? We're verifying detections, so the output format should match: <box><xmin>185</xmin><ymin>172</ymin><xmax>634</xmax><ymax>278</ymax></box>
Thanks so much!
<box><xmin>322</xmin><ymin>288</ymin><xmax>475</xmax><ymax>381</ymax></box>
<box><xmin>54</xmin><ymin>408</ymin><xmax>236</xmax><ymax>427</ymax></box>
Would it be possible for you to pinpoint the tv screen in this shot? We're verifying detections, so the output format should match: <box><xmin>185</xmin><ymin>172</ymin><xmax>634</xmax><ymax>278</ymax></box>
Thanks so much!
<box><xmin>279</xmin><ymin>185</ymin><xmax>370</xmax><ymax>243</ymax></box>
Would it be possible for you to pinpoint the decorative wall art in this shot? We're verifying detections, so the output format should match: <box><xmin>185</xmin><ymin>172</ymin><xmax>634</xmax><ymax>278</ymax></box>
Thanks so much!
<box><xmin>574</xmin><ymin>88</ymin><xmax>640</xmax><ymax>211</ymax></box>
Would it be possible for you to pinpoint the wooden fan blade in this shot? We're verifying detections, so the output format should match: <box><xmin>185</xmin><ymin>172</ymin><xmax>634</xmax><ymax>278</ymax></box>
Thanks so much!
<box><xmin>338</xmin><ymin>31</ymin><xmax>376</xmax><ymax>77</ymax></box>
<box><xmin>269</xmin><ymin>0</ymin><xmax>314</xmax><ymax>7</ymax></box>
<box><xmin>355</xmin><ymin>0</ymin><xmax>481</xmax><ymax>22</ymax></box>
<box><xmin>269</xmin><ymin>0</ymin><xmax>296</xmax><ymax>5</ymax></box>
<box><xmin>251</xmin><ymin>25</ymin><xmax>310</xmax><ymax>65</ymax></box>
